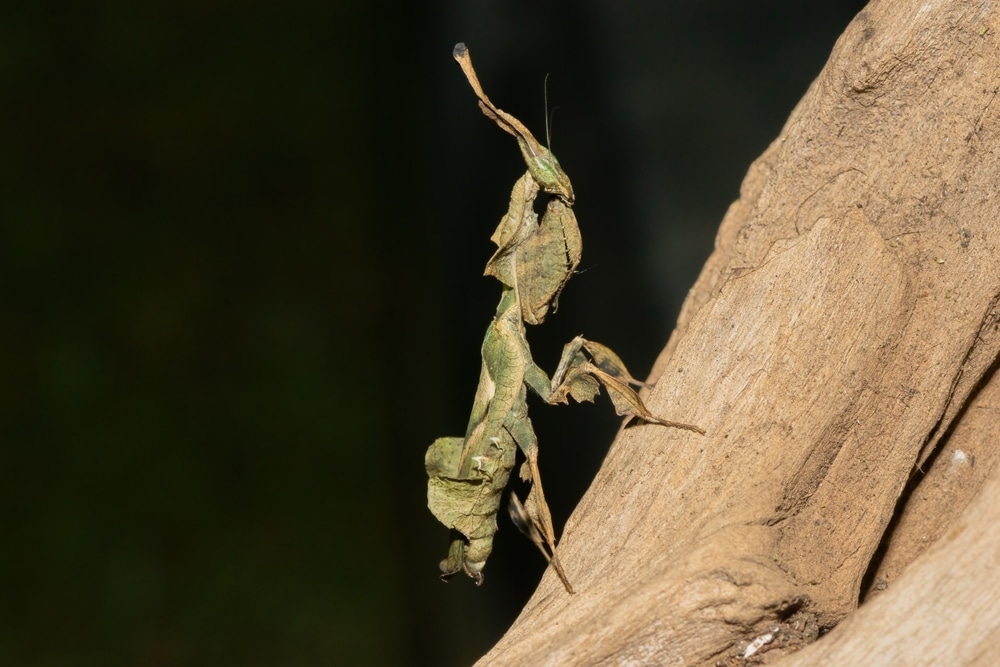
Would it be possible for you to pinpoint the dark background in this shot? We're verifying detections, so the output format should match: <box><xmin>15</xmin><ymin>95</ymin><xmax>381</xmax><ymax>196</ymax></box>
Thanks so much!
<box><xmin>1</xmin><ymin>2</ymin><xmax>867</xmax><ymax>665</ymax></box>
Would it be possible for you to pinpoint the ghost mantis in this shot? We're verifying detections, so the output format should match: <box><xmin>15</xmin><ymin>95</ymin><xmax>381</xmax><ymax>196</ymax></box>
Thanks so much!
<box><xmin>425</xmin><ymin>43</ymin><xmax>702</xmax><ymax>594</ymax></box>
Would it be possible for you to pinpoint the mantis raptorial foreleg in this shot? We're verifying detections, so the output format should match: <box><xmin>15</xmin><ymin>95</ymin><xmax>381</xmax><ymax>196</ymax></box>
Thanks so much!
<box><xmin>547</xmin><ymin>336</ymin><xmax>705</xmax><ymax>433</ymax></box>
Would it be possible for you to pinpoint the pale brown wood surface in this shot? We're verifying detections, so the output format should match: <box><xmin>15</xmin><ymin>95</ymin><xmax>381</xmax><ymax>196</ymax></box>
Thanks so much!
<box><xmin>477</xmin><ymin>0</ymin><xmax>1000</xmax><ymax>664</ymax></box>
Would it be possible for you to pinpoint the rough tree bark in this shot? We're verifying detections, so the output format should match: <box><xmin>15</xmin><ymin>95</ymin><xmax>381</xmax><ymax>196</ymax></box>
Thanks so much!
<box><xmin>477</xmin><ymin>0</ymin><xmax>1000</xmax><ymax>664</ymax></box>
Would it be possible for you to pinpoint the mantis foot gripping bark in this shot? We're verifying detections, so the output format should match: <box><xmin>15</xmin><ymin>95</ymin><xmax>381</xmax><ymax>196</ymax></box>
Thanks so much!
<box><xmin>425</xmin><ymin>43</ymin><xmax>703</xmax><ymax>594</ymax></box>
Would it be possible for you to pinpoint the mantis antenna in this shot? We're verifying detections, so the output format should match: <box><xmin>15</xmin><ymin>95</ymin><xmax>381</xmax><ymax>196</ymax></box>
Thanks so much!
<box><xmin>543</xmin><ymin>72</ymin><xmax>562</xmax><ymax>152</ymax></box>
<box><xmin>544</xmin><ymin>72</ymin><xmax>552</xmax><ymax>149</ymax></box>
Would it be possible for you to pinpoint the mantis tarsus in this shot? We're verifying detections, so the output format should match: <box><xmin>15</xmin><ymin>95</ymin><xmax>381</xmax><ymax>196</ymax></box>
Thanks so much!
<box><xmin>425</xmin><ymin>43</ymin><xmax>703</xmax><ymax>594</ymax></box>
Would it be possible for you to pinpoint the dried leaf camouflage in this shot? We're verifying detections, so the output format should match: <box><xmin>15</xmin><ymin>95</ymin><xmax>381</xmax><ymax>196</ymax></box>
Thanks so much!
<box><xmin>425</xmin><ymin>43</ymin><xmax>702</xmax><ymax>594</ymax></box>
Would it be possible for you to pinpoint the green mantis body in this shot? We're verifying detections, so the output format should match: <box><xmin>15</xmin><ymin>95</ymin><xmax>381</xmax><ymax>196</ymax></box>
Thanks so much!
<box><xmin>426</xmin><ymin>173</ymin><xmax>573</xmax><ymax>588</ymax></box>
<box><xmin>425</xmin><ymin>44</ymin><xmax>702</xmax><ymax>593</ymax></box>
